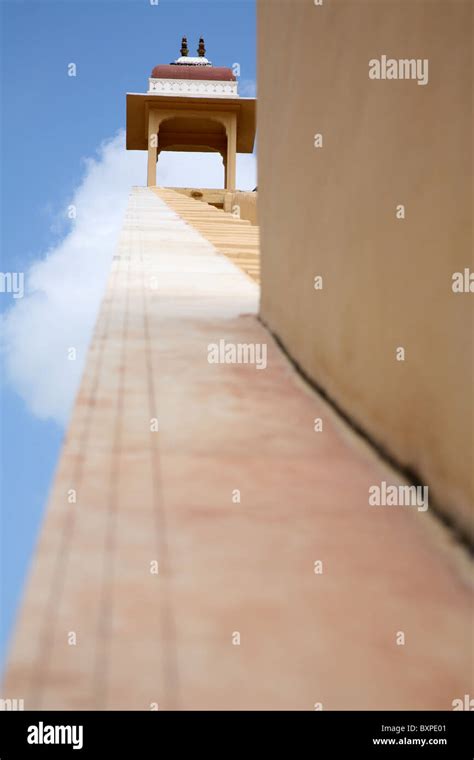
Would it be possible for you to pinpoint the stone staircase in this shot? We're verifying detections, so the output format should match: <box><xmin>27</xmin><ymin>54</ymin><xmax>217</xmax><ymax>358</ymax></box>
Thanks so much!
<box><xmin>153</xmin><ymin>187</ymin><xmax>260</xmax><ymax>283</ymax></box>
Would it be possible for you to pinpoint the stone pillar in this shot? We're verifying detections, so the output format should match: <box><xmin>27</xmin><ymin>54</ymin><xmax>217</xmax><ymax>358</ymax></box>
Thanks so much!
<box><xmin>225</xmin><ymin>115</ymin><xmax>237</xmax><ymax>191</ymax></box>
<box><xmin>147</xmin><ymin>111</ymin><xmax>160</xmax><ymax>187</ymax></box>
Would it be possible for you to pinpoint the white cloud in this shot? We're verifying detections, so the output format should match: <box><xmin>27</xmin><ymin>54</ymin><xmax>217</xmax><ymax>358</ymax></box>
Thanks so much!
<box><xmin>157</xmin><ymin>149</ymin><xmax>257</xmax><ymax>190</ymax></box>
<box><xmin>238</xmin><ymin>79</ymin><xmax>257</xmax><ymax>98</ymax></box>
<box><xmin>1</xmin><ymin>130</ymin><xmax>257</xmax><ymax>425</ymax></box>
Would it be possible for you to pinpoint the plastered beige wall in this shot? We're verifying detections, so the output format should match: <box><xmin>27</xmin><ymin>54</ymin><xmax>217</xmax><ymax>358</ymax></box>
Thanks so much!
<box><xmin>225</xmin><ymin>191</ymin><xmax>258</xmax><ymax>225</ymax></box>
<box><xmin>258</xmin><ymin>0</ymin><xmax>473</xmax><ymax>538</ymax></box>
<box><xmin>170</xmin><ymin>188</ymin><xmax>258</xmax><ymax>224</ymax></box>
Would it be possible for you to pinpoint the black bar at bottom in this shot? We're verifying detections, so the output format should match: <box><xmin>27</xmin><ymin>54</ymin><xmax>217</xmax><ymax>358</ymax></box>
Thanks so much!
<box><xmin>0</xmin><ymin>710</ymin><xmax>472</xmax><ymax>757</ymax></box>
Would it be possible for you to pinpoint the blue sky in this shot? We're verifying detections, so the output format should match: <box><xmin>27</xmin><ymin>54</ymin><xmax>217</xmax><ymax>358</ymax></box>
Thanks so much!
<box><xmin>0</xmin><ymin>0</ymin><xmax>256</xmax><ymax>669</ymax></box>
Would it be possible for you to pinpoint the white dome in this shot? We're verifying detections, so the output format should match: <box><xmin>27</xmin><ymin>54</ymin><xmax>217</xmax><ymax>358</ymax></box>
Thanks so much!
<box><xmin>174</xmin><ymin>56</ymin><xmax>212</xmax><ymax>66</ymax></box>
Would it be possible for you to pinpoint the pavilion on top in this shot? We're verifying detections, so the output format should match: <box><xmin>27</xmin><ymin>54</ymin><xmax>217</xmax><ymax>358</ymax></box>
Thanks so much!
<box><xmin>126</xmin><ymin>37</ymin><xmax>256</xmax><ymax>190</ymax></box>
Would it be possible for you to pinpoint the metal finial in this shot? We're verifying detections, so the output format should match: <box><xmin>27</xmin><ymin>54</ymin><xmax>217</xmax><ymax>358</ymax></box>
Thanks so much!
<box><xmin>197</xmin><ymin>37</ymin><xmax>206</xmax><ymax>57</ymax></box>
<box><xmin>180</xmin><ymin>36</ymin><xmax>188</xmax><ymax>57</ymax></box>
